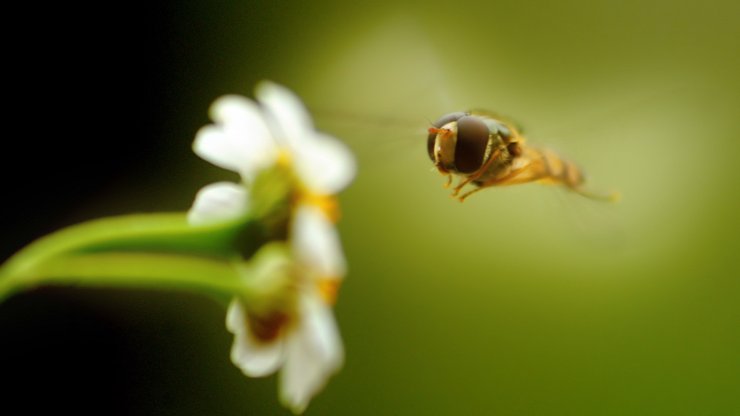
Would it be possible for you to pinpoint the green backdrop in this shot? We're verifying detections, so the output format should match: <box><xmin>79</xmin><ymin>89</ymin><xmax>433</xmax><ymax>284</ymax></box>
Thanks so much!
<box><xmin>2</xmin><ymin>0</ymin><xmax>738</xmax><ymax>414</ymax></box>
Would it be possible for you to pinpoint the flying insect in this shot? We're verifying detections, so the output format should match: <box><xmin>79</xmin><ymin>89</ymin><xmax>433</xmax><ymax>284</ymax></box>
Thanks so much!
<box><xmin>427</xmin><ymin>111</ymin><xmax>618</xmax><ymax>202</ymax></box>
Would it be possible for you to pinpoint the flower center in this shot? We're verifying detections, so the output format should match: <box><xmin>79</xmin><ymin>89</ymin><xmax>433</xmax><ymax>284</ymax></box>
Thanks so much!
<box><xmin>276</xmin><ymin>149</ymin><xmax>293</xmax><ymax>168</ymax></box>
<box><xmin>247</xmin><ymin>310</ymin><xmax>291</xmax><ymax>343</ymax></box>
<box><xmin>274</xmin><ymin>149</ymin><xmax>341</xmax><ymax>222</ymax></box>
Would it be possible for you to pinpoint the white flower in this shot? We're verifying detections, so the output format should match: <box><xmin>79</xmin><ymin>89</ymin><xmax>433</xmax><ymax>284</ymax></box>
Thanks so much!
<box><xmin>255</xmin><ymin>82</ymin><xmax>355</xmax><ymax>195</ymax></box>
<box><xmin>188</xmin><ymin>82</ymin><xmax>355</xmax><ymax>413</ymax></box>
<box><xmin>192</xmin><ymin>82</ymin><xmax>355</xmax><ymax>196</ymax></box>
<box><xmin>225</xmin><ymin>205</ymin><xmax>345</xmax><ymax>413</ymax></box>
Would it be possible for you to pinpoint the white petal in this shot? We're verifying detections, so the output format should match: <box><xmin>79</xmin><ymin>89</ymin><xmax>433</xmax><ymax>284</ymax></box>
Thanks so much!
<box><xmin>293</xmin><ymin>133</ymin><xmax>356</xmax><ymax>194</ymax></box>
<box><xmin>279</xmin><ymin>295</ymin><xmax>344</xmax><ymax>413</ymax></box>
<box><xmin>292</xmin><ymin>205</ymin><xmax>347</xmax><ymax>278</ymax></box>
<box><xmin>211</xmin><ymin>95</ymin><xmax>278</xmax><ymax>169</ymax></box>
<box><xmin>255</xmin><ymin>81</ymin><xmax>314</xmax><ymax>149</ymax></box>
<box><xmin>226</xmin><ymin>299</ymin><xmax>285</xmax><ymax>377</ymax></box>
<box><xmin>194</xmin><ymin>95</ymin><xmax>278</xmax><ymax>179</ymax></box>
<box><xmin>210</xmin><ymin>95</ymin><xmax>260</xmax><ymax>125</ymax></box>
<box><xmin>255</xmin><ymin>82</ymin><xmax>356</xmax><ymax>193</ymax></box>
<box><xmin>187</xmin><ymin>182</ymin><xmax>249</xmax><ymax>226</ymax></box>
<box><xmin>193</xmin><ymin>125</ymin><xmax>250</xmax><ymax>174</ymax></box>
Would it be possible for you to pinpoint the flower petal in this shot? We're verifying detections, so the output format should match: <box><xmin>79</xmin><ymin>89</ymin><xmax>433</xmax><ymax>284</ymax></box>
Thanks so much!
<box><xmin>279</xmin><ymin>295</ymin><xmax>344</xmax><ymax>413</ymax></box>
<box><xmin>255</xmin><ymin>81</ymin><xmax>314</xmax><ymax>149</ymax></box>
<box><xmin>194</xmin><ymin>95</ymin><xmax>278</xmax><ymax>179</ymax></box>
<box><xmin>187</xmin><ymin>182</ymin><xmax>249</xmax><ymax>226</ymax></box>
<box><xmin>293</xmin><ymin>133</ymin><xmax>356</xmax><ymax>194</ymax></box>
<box><xmin>192</xmin><ymin>125</ymin><xmax>249</xmax><ymax>174</ymax></box>
<box><xmin>210</xmin><ymin>95</ymin><xmax>261</xmax><ymax>125</ymax></box>
<box><xmin>226</xmin><ymin>299</ymin><xmax>285</xmax><ymax>377</ymax></box>
<box><xmin>292</xmin><ymin>205</ymin><xmax>347</xmax><ymax>278</ymax></box>
<box><xmin>255</xmin><ymin>82</ymin><xmax>356</xmax><ymax>194</ymax></box>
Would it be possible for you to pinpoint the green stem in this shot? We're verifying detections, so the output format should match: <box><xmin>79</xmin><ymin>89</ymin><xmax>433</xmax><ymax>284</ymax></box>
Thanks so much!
<box><xmin>0</xmin><ymin>273</ymin><xmax>19</xmax><ymax>301</ymax></box>
<box><xmin>0</xmin><ymin>252</ymin><xmax>247</xmax><ymax>304</ymax></box>
<box><xmin>0</xmin><ymin>165</ymin><xmax>302</xmax><ymax>309</ymax></box>
<box><xmin>0</xmin><ymin>212</ymin><xmax>253</xmax><ymax>304</ymax></box>
<box><xmin>2</xmin><ymin>213</ymin><xmax>243</xmax><ymax>275</ymax></box>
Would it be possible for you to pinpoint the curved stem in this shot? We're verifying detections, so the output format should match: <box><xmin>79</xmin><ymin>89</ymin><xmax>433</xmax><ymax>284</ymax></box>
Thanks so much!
<box><xmin>0</xmin><ymin>271</ymin><xmax>21</xmax><ymax>302</ymax></box>
<box><xmin>1</xmin><ymin>213</ymin><xmax>243</xmax><ymax>278</ymax></box>
<box><xmin>0</xmin><ymin>212</ymin><xmax>255</xmax><ymax>304</ymax></box>
<box><xmin>0</xmin><ymin>252</ymin><xmax>247</xmax><ymax>304</ymax></box>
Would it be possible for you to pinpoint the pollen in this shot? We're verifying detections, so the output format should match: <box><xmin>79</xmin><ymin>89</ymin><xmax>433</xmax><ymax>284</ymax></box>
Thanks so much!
<box><xmin>276</xmin><ymin>150</ymin><xmax>293</xmax><ymax>167</ymax></box>
<box><xmin>316</xmin><ymin>277</ymin><xmax>341</xmax><ymax>305</ymax></box>
<box><xmin>301</xmin><ymin>193</ymin><xmax>341</xmax><ymax>222</ymax></box>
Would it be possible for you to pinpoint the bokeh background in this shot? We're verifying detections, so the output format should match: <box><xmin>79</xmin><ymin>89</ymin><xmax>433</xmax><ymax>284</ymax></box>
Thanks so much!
<box><xmin>2</xmin><ymin>0</ymin><xmax>739</xmax><ymax>414</ymax></box>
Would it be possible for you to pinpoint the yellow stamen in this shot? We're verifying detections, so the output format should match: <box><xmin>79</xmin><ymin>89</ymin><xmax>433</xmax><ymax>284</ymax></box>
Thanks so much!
<box><xmin>301</xmin><ymin>193</ymin><xmax>341</xmax><ymax>222</ymax></box>
<box><xmin>317</xmin><ymin>277</ymin><xmax>341</xmax><ymax>305</ymax></box>
<box><xmin>276</xmin><ymin>150</ymin><xmax>293</xmax><ymax>167</ymax></box>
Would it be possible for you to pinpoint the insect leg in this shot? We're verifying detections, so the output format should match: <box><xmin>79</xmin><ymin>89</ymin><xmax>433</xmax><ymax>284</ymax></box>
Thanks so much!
<box><xmin>443</xmin><ymin>174</ymin><xmax>452</xmax><ymax>189</ymax></box>
<box><xmin>456</xmin><ymin>161</ymin><xmax>540</xmax><ymax>202</ymax></box>
<box><xmin>450</xmin><ymin>149</ymin><xmax>502</xmax><ymax>197</ymax></box>
<box><xmin>573</xmin><ymin>187</ymin><xmax>622</xmax><ymax>202</ymax></box>
<box><xmin>456</xmin><ymin>185</ymin><xmax>487</xmax><ymax>202</ymax></box>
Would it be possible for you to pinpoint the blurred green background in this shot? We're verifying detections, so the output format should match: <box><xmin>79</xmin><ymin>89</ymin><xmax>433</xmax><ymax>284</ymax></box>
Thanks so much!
<box><xmin>2</xmin><ymin>0</ymin><xmax>739</xmax><ymax>414</ymax></box>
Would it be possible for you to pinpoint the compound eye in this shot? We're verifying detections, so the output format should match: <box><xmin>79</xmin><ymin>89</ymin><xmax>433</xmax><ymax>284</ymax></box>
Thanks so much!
<box><xmin>427</xmin><ymin>111</ymin><xmax>467</xmax><ymax>161</ymax></box>
<box><xmin>432</xmin><ymin>111</ymin><xmax>467</xmax><ymax>128</ymax></box>
<box><xmin>427</xmin><ymin>133</ymin><xmax>435</xmax><ymax>160</ymax></box>
<box><xmin>455</xmin><ymin>115</ymin><xmax>490</xmax><ymax>173</ymax></box>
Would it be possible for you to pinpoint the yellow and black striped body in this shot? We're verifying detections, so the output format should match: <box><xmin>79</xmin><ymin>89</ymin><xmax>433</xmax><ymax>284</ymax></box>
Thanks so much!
<box><xmin>473</xmin><ymin>146</ymin><xmax>585</xmax><ymax>190</ymax></box>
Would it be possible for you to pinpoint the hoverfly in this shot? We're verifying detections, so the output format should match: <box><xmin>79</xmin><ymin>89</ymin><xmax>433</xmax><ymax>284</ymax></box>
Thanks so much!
<box><xmin>427</xmin><ymin>111</ymin><xmax>619</xmax><ymax>202</ymax></box>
